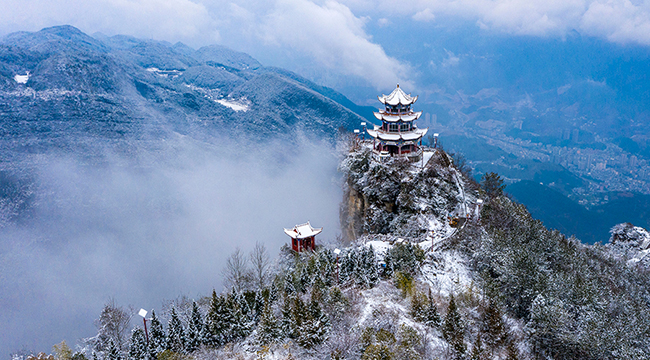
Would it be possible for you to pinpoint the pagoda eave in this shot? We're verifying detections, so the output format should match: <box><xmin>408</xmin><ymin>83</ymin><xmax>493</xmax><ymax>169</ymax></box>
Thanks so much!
<box><xmin>373</xmin><ymin>111</ymin><xmax>422</xmax><ymax>122</ymax></box>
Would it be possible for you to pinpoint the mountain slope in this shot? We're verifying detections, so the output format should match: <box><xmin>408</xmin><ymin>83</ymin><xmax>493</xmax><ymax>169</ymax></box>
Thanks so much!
<box><xmin>0</xmin><ymin>25</ymin><xmax>367</xmax><ymax>160</ymax></box>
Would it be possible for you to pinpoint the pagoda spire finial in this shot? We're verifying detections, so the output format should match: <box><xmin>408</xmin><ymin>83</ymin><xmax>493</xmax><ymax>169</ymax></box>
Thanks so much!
<box><xmin>397</xmin><ymin>83</ymin><xmax>399</xmax><ymax>88</ymax></box>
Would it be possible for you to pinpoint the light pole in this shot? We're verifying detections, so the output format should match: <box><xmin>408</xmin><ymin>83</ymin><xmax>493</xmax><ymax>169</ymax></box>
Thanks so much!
<box><xmin>433</xmin><ymin>133</ymin><xmax>439</xmax><ymax>149</ymax></box>
<box><xmin>334</xmin><ymin>248</ymin><xmax>341</xmax><ymax>285</ymax></box>
<box><xmin>361</xmin><ymin>122</ymin><xmax>367</xmax><ymax>140</ymax></box>
<box><xmin>138</xmin><ymin>308</ymin><xmax>149</xmax><ymax>347</ymax></box>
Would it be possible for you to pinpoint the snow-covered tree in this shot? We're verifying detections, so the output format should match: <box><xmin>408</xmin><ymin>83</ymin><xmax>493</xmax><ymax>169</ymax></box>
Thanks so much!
<box><xmin>127</xmin><ymin>328</ymin><xmax>147</xmax><ymax>360</ymax></box>
<box><xmin>482</xmin><ymin>301</ymin><xmax>506</xmax><ymax>350</ymax></box>
<box><xmin>93</xmin><ymin>300</ymin><xmax>132</xmax><ymax>353</ymax></box>
<box><xmin>166</xmin><ymin>307</ymin><xmax>186</xmax><ymax>353</ymax></box>
<box><xmin>185</xmin><ymin>301</ymin><xmax>202</xmax><ymax>353</ymax></box>
<box><xmin>424</xmin><ymin>288</ymin><xmax>441</xmax><ymax>328</ymax></box>
<box><xmin>250</xmin><ymin>242</ymin><xmax>271</xmax><ymax>290</ymax></box>
<box><xmin>148</xmin><ymin>310</ymin><xmax>166</xmax><ymax>358</ymax></box>
<box><xmin>256</xmin><ymin>301</ymin><xmax>282</xmax><ymax>346</ymax></box>
<box><xmin>105</xmin><ymin>341</ymin><xmax>121</xmax><ymax>360</ymax></box>
<box><xmin>443</xmin><ymin>295</ymin><xmax>465</xmax><ymax>358</ymax></box>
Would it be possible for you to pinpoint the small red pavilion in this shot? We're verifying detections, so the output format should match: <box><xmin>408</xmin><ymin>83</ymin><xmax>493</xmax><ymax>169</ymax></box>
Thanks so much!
<box><xmin>283</xmin><ymin>221</ymin><xmax>322</xmax><ymax>252</ymax></box>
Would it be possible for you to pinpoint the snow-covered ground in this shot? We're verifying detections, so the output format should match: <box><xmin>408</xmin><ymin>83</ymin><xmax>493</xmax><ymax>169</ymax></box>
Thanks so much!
<box><xmin>146</xmin><ymin>67</ymin><xmax>182</xmax><ymax>78</ymax></box>
<box><xmin>216</xmin><ymin>98</ymin><xmax>249</xmax><ymax>112</ymax></box>
<box><xmin>182</xmin><ymin>83</ymin><xmax>249</xmax><ymax>112</ymax></box>
<box><xmin>14</xmin><ymin>73</ymin><xmax>29</xmax><ymax>84</ymax></box>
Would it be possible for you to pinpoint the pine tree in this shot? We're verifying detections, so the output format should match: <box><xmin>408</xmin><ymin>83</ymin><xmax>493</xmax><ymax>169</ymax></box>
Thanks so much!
<box><xmin>365</xmin><ymin>246</ymin><xmax>379</xmax><ymax>287</ymax></box>
<box><xmin>424</xmin><ymin>288</ymin><xmax>441</xmax><ymax>328</ymax></box>
<box><xmin>481</xmin><ymin>172</ymin><xmax>505</xmax><ymax>199</ymax></box>
<box><xmin>149</xmin><ymin>310</ymin><xmax>166</xmax><ymax>358</ymax></box>
<box><xmin>199</xmin><ymin>316</ymin><xmax>212</xmax><ymax>348</ymax></box>
<box><xmin>283</xmin><ymin>271</ymin><xmax>296</xmax><ymax>295</ymax></box>
<box><xmin>470</xmin><ymin>333</ymin><xmax>485</xmax><ymax>360</ymax></box>
<box><xmin>106</xmin><ymin>340</ymin><xmax>122</xmax><ymax>360</ymax></box>
<box><xmin>127</xmin><ymin>328</ymin><xmax>147</xmax><ymax>360</ymax></box>
<box><xmin>299</xmin><ymin>263</ymin><xmax>311</xmax><ymax>293</ymax></box>
<box><xmin>280</xmin><ymin>295</ymin><xmax>294</xmax><ymax>338</ymax></box>
<box><xmin>225</xmin><ymin>292</ymin><xmax>252</xmax><ymax>343</ymax></box>
<box><xmin>505</xmin><ymin>341</ymin><xmax>519</xmax><ymax>360</ymax></box>
<box><xmin>482</xmin><ymin>301</ymin><xmax>506</xmax><ymax>349</ymax></box>
<box><xmin>256</xmin><ymin>301</ymin><xmax>282</xmax><ymax>345</ymax></box>
<box><xmin>443</xmin><ymin>295</ymin><xmax>466</xmax><ymax>358</ymax></box>
<box><xmin>185</xmin><ymin>301</ymin><xmax>203</xmax><ymax>353</ymax></box>
<box><xmin>295</xmin><ymin>297</ymin><xmax>330</xmax><ymax>349</ymax></box>
<box><xmin>206</xmin><ymin>290</ymin><xmax>228</xmax><ymax>347</ymax></box>
<box><xmin>166</xmin><ymin>307</ymin><xmax>186</xmax><ymax>353</ymax></box>
<box><xmin>410</xmin><ymin>291</ymin><xmax>428</xmax><ymax>322</ymax></box>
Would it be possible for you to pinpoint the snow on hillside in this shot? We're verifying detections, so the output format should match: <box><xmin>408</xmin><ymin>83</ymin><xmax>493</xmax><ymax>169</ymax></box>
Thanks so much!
<box><xmin>14</xmin><ymin>72</ymin><xmax>29</xmax><ymax>83</ymax></box>
<box><xmin>216</xmin><ymin>97</ymin><xmax>249</xmax><ymax>112</ymax></box>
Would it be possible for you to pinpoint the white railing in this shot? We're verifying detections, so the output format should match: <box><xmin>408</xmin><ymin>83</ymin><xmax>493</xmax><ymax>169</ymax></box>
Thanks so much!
<box><xmin>372</xmin><ymin>148</ymin><xmax>422</xmax><ymax>162</ymax></box>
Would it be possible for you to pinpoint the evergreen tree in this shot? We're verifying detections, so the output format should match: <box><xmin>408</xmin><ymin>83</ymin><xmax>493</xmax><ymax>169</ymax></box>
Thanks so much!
<box><xmin>256</xmin><ymin>301</ymin><xmax>282</xmax><ymax>345</ymax></box>
<box><xmin>424</xmin><ymin>288</ymin><xmax>441</xmax><ymax>328</ymax></box>
<box><xmin>505</xmin><ymin>341</ymin><xmax>520</xmax><ymax>360</ymax></box>
<box><xmin>226</xmin><ymin>292</ymin><xmax>252</xmax><ymax>343</ymax></box>
<box><xmin>206</xmin><ymin>290</ymin><xmax>228</xmax><ymax>347</ymax></box>
<box><xmin>148</xmin><ymin>310</ymin><xmax>166</xmax><ymax>358</ymax></box>
<box><xmin>443</xmin><ymin>295</ymin><xmax>466</xmax><ymax>358</ymax></box>
<box><xmin>127</xmin><ymin>328</ymin><xmax>147</xmax><ymax>360</ymax></box>
<box><xmin>481</xmin><ymin>172</ymin><xmax>505</xmax><ymax>199</ymax></box>
<box><xmin>283</xmin><ymin>271</ymin><xmax>296</xmax><ymax>295</ymax></box>
<box><xmin>311</xmin><ymin>275</ymin><xmax>325</xmax><ymax>303</ymax></box>
<box><xmin>295</xmin><ymin>297</ymin><xmax>330</xmax><ymax>349</ymax></box>
<box><xmin>482</xmin><ymin>301</ymin><xmax>506</xmax><ymax>349</ymax></box>
<box><xmin>185</xmin><ymin>301</ymin><xmax>203</xmax><ymax>353</ymax></box>
<box><xmin>166</xmin><ymin>307</ymin><xmax>186</xmax><ymax>353</ymax></box>
<box><xmin>199</xmin><ymin>316</ymin><xmax>212</xmax><ymax>348</ymax></box>
<box><xmin>470</xmin><ymin>333</ymin><xmax>485</xmax><ymax>360</ymax></box>
<box><xmin>361</xmin><ymin>246</ymin><xmax>379</xmax><ymax>288</ymax></box>
<box><xmin>106</xmin><ymin>340</ymin><xmax>122</xmax><ymax>360</ymax></box>
<box><xmin>410</xmin><ymin>291</ymin><xmax>428</xmax><ymax>322</ymax></box>
<box><xmin>280</xmin><ymin>295</ymin><xmax>294</xmax><ymax>338</ymax></box>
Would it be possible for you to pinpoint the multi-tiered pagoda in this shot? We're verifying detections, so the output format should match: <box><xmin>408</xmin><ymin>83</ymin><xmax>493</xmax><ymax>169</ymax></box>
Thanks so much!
<box><xmin>366</xmin><ymin>85</ymin><xmax>428</xmax><ymax>162</ymax></box>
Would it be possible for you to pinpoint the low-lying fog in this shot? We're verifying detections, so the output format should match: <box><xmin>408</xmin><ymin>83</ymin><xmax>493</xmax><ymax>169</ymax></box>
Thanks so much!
<box><xmin>0</xmin><ymin>136</ymin><xmax>343</xmax><ymax>355</ymax></box>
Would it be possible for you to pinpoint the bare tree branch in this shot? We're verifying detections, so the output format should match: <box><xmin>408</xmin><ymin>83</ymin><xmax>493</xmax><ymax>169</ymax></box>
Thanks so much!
<box><xmin>222</xmin><ymin>248</ymin><xmax>251</xmax><ymax>292</ymax></box>
<box><xmin>250</xmin><ymin>241</ymin><xmax>271</xmax><ymax>290</ymax></box>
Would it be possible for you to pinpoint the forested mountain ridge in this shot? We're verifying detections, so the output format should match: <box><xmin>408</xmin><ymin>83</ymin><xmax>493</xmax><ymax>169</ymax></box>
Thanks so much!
<box><xmin>28</xmin><ymin>142</ymin><xmax>650</xmax><ymax>360</ymax></box>
<box><xmin>0</xmin><ymin>25</ymin><xmax>365</xmax><ymax>161</ymax></box>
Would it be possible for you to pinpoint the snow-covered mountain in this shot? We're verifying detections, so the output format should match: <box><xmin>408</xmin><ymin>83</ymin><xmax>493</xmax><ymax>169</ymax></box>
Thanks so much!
<box><xmin>5</xmin><ymin>26</ymin><xmax>650</xmax><ymax>360</ymax></box>
<box><xmin>0</xmin><ymin>26</ymin><xmax>367</xmax><ymax>161</ymax></box>
<box><xmin>54</xmin><ymin>143</ymin><xmax>650</xmax><ymax>360</ymax></box>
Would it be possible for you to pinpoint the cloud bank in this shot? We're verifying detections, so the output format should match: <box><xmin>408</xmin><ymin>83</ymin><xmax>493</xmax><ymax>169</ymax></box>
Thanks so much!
<box><xmin>0</xmin><ymin>0</ymin><xmax>410</xmax><ymax>90</ymax></box>
<box><xmin>349</xmin><ymin>0</ymin><xmax>650</xmax><ymax>45</ymax></box>
<box><xmin>0</xmin><ymin>137</ymin><xmax>342</xmax><ymax>353</ymax></box>
<box><xmin>3</xmin><ymin>0</ymin><xmax>649</xmax><ymax>92</ymax></box>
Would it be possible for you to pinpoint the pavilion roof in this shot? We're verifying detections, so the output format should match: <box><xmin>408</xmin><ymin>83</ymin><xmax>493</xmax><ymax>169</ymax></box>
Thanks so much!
<box><xmin>283</xmin><ymin>221</ymin><xmax>323</xmax><ymax>239</ymax></box>
<box><xmin>367</xmin><ymin>127</ymin><xmax>428</xmax><ymax>141</ymax></box>
<box><xmin>373</xmin><ymin>111</ymin><xmax>422</xmax><ymax>122</ymax></box>
<box><xmin>378</xmin><ymin>84</ymin><xmax>418</xmax><ymax>106</ymax></box>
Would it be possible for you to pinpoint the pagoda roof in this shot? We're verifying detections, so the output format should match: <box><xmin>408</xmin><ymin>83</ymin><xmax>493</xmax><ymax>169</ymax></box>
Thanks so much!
<box><xmin>284</xmin><ymin>221</ymin><xmax>323</xmax><ymax>239</ymax></box>
<box><xmin>367</xmin><ymin>127</ymin><xmax>428</xmax><ymax>142</ymax></box>
<box><xmin>373</xmin><ymin>111</ymin><xmax>422</xmax><ymax>122</ymax></box>
<box><xmin>378</xmin><ymin>84</ymin><xmax>418</xmax><ymax>106</ymax></box>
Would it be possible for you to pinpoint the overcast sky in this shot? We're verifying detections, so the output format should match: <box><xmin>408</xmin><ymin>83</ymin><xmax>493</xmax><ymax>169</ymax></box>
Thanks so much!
<box><xmin>2</xmin><ymin>0</ymin><xmax>650</xmax><ymax>91</ymax></box>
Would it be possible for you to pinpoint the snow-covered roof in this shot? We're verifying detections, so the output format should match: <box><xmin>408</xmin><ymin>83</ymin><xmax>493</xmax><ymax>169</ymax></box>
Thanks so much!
<box><xmin>378</xmin><ymin>84</ymin><xmax>418</xmax><ymax>106</ymax></box>
<box><xmin>373</xmin><ymin>111</ymin><xmax>422</xmax><ymax>122</ymax></box>
<box><xmin>367</xmin><ymin>128</ymin><xmax>428</xmax><ymax>142</ymax></box>
<box><xmin>283</xmin><ymin>221</ymin><xmax>323</xmax><ymax>239</ymax></box>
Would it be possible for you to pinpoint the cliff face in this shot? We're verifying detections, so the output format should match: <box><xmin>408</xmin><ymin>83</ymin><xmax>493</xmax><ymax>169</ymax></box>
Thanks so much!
<box><xmin>340</xmin><ymin>185</ymin><xmax>365</xmax><ymax>242</ymax></box>
<box><xmin>339</xmin><ymin>145</ymin><xmax>470</xmax><ymax>242</ymax></box>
